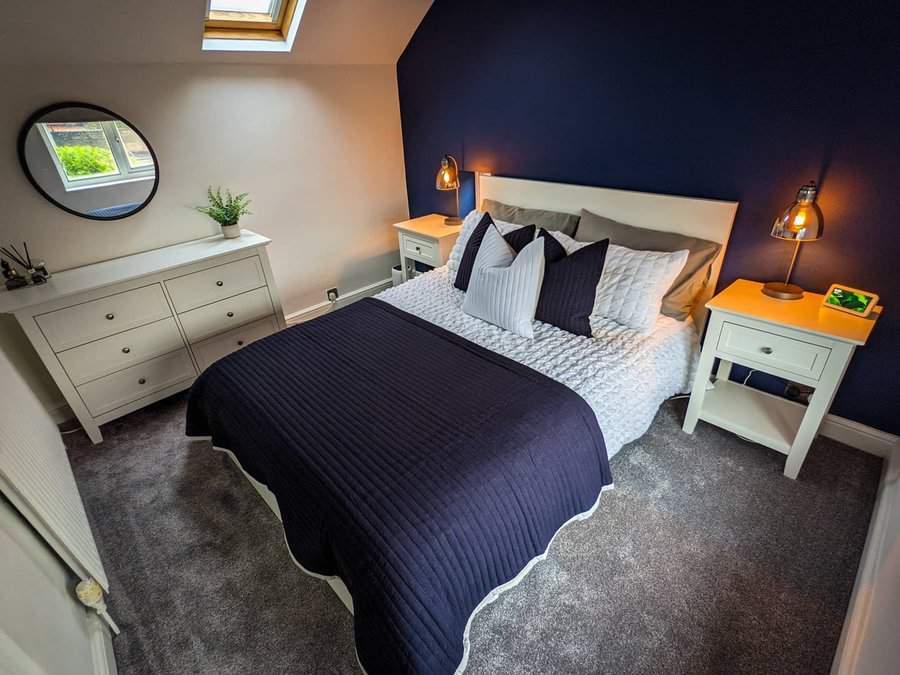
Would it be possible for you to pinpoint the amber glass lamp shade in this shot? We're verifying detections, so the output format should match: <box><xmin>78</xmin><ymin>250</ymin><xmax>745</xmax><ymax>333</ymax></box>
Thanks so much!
<box><xmin>762</xmin><ymin>181</ymin><xmax>825</xmax><ymax>300</ymax></box>
<box><xmin>770</xmin><ymin>182</ymin><xmax>824</xmax><ymax>241</ymax></box>
<box><xmin>435</xmin><ymin>155</ymin><xmax>462</xmax><ymax>225</ymax></box>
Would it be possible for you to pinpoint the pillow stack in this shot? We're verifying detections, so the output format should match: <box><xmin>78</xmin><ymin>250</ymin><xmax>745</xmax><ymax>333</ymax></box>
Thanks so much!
<box><xmin>576</xmin><ymin>209</ymin><xmax>720</xmax><ymax>321</ymax></box>
<box><xmin>455</xmin><ymin>213</ymin><xmax>611</xmax><ymax>339</ymax></box>
<box><xmin>448</xmin><ymin>202</ymin><xmax>710</xmax><ymax>337</ymax></box>
<box><xmin>547</xmin><ymin>231</ymin><xmax>687</xmax><ymax>334</ymax></box>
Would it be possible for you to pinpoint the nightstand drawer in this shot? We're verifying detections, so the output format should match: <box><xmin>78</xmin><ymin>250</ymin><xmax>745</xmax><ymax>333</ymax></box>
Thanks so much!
<box><xmin>718</xmin><ymin>321</ymin><xmax>831</xmax><ymax>380</ymax></box>
<box><xmin>400</xmin><ymin>233</ymin><xmax>438</xmax><ymax>265</ymax></box>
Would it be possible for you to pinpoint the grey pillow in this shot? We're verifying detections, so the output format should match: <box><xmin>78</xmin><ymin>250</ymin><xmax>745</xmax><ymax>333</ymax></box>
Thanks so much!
<box><xmin>481</xmin><ymin>199</ymin><xmax>579</xmax><ymax>236</ymax></box>
<box><xmin>462</xmin><ymin>226</ymin><xmax>545</xmax><ymax>339</ymax></box>
<box><xmin>576</xmin><ymin>209</ymin><xmax>722</xmax><ymax>320</ymax></box>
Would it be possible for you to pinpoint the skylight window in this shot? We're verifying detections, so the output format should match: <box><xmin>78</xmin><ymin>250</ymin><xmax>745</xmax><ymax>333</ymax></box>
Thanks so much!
<box><xmin>208</xmin><ymin>0</ymin><xmax>281</xmax><ymax>25</ymax></box>
<box><xmin>210</xmin><ymin>0</ymin><xmax>276</xmax><ymax>13</ymax></box>
<box><xmin>202</xmin><ymin>0</ymin><xmax>307</xmax><ymax>52</ymax></box>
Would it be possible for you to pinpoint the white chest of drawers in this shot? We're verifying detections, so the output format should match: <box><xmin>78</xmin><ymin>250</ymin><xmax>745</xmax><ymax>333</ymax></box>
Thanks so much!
<box><xmin>0</xmin><ymin>230</ymin><xmax>285</xmax><ymax>444</ymax></box>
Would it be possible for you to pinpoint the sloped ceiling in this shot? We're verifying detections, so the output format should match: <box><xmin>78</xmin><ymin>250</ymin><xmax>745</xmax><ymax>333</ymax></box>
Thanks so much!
<box><xmin>0</xmin><ymin>0</ymin><xmax>432</xmax><ymax>65</ymax></box>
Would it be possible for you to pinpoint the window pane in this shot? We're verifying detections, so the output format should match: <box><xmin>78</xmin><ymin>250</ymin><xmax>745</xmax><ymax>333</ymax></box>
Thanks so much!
<box><xmin>42</xmin><ymin>122</ymin><xmax>119</xmax><ymax>181</ymax></box>
<box><xmin>114</xmin><ymin>122</ymin><xmax>154</xmax><ymax>170</ymax></box>
<box><xmin>209</xmin><ymin>0</ymin><xmax>275</xmax><ymax>14</ymax></box>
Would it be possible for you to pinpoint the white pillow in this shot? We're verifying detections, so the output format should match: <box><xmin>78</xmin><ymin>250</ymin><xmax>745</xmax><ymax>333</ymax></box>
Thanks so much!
<box><xmin>548</xmin><ymin>231</ymin><xmax>688</xmax><ymax>334</ymax></box>
<box><xmin>446</xmin><ymin>209</ymin><xmax>531</xmax><ymax>282</ymax></box>
<box><xmin>462</xmin><ymin>226</ymin><xmax>545</xmax><ymax>339</ymax></box>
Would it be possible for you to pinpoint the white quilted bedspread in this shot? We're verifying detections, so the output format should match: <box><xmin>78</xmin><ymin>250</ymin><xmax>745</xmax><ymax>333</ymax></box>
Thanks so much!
<box><xmin>377</xmin><ymin>267</ymin><xmax>699</xmax><ymax>457</ymax></box>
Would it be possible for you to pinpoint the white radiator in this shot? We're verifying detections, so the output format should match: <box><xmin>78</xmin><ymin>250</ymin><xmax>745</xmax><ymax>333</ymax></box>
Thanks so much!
<box><xmin>0</xmin><ymin>349</ymin><xmax>108</xmax><ymax>591</ymax></box>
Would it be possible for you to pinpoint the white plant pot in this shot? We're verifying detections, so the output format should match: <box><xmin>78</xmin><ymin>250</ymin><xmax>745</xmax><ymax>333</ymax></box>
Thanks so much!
<box><xmin>221</xmin><ymin>224</ymin><xmax>241</xmax><ymax>239</ymax></box>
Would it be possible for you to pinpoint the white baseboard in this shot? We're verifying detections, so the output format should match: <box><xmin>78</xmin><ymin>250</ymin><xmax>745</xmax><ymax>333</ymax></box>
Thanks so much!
<box><xmin>832</xmin><ymin>442</ymin><xmax>900</xmax><ymax>675</ymax></box>
<box><xmin>284</xmin><ymin>278</ymin><xmax>393</xmax><ymax>325</ymax></box>
<box><xmin>820</xmin><ymin>413</ymin><xmax>899</xmax><ymax>458</ymax></box>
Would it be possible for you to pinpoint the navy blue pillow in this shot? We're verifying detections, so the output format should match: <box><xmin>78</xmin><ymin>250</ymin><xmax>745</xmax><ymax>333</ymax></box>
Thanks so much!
<box><xmin>536</xmin><ymin>229</ymin><xmax>610</xmax><ymax>336</ymax></box>
<box><xmin>454</xmin><ymin>214</ymin><xmax>536</xmax><ymax>291</ymax></box>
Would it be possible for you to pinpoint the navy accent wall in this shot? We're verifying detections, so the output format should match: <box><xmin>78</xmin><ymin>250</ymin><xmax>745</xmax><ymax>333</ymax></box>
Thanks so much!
<box><xmin>398</xmin><ymin>0</ymin><xmax>900</xmax><ymax>434</ymax></box>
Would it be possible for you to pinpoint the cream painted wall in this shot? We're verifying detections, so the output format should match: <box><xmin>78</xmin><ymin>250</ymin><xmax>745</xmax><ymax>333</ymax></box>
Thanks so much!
<box><xmin>0</xmin><ymin>63</ymin><xmax>408</xmax><ymax>413</ymax></box>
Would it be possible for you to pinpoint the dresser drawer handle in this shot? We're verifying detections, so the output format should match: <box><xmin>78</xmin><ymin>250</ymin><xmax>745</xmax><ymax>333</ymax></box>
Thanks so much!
<box><xmin>760</xmin><ymin>346</ymin><xmax>774</xmax><ymax>355</ymax></box>
<box><xmin>216</xmin><ymin>281</ymin><xmax>224</xmax><ymax>287</ymax></box>
<box><xmin>121</xmin><ymin>347</ymin><xmax>131</xmax><ymax>354</ymax></box>
<box><xmin>237</xmin><ymin>340</ymin><xmax>244</xmax><ymax>346</ymax></box>
<box><xmin>227</xmin><ymin>311</ymin><xmax>234</xmax><ymax>318</ymax></box>
<box><xmin>105</xmin><ymin>313</ymin><xmax>115</xmax><ymax>320</ymax></box>
<box><xmin>138</xmin><ymin>377</ymin><xmax>147</xmax><ymax>385</ymax></box>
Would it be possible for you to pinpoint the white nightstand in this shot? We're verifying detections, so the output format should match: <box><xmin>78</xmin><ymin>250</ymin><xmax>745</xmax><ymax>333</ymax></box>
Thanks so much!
<box><xmin>393</xmin><ymin>214</ymin><xmax>462</xmax><ymax>282</ymax></box>
<box><xmin>683</xmin><ymin>279</ymin><xmax>881</xmax><ymax>479</ymax></box>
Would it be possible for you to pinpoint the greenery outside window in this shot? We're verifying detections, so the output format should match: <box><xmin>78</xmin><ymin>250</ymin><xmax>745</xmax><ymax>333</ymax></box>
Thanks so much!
<box><xmin>38</xmin><ymin>121</ymin><xmax>155</xmax><ymax>192</ymax></box>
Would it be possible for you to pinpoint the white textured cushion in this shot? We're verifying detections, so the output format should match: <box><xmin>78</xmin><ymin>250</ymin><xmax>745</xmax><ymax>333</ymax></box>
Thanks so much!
<box><xmin>549</xmin><ymin>231</ymin><xmax>688</xmax><ymax>334</ymax></box>
<box><xmin>447</xmin><ymin>209</ymin><xmax>530</xmax><ymax>280</ymax></box>
<box><xmin>462</xmin><ymin>226</ymin><xmax>545</xmax><ymax>338</ymax></box>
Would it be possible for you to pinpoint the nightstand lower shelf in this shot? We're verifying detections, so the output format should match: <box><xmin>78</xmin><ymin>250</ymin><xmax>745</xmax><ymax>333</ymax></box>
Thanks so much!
<box><xmin>698</xmin><ymin>380</ymin><xmax>807</xmax><ymax>455</ymax></box>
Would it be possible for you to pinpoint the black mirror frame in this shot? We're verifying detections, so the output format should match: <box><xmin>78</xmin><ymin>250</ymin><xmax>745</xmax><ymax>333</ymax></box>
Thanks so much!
<box><xmin>17</xmin><ymin>101</ymin><xmax>160</xmax><ymax>222</ymax></box>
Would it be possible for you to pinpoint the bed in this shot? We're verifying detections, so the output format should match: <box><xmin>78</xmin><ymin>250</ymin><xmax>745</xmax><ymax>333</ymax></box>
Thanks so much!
<box><xmin>186</xmin><ymin>175</ymin><xmax>738</xmax><ymax>674</ymax></box>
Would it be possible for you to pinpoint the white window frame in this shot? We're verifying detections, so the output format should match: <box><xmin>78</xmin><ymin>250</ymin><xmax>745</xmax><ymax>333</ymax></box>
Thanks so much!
<box><xmin>37</xmin><ymin>121</ymin><xmax>155</xmax><ymax>193</ymax></box>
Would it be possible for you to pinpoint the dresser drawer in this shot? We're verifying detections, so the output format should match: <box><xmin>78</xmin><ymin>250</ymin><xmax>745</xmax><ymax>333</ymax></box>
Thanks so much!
<box><xmin>165</xmin><ymin>256</ymin><xmax>266</xmax><ymax>313</ymax></box>
<box><xmin>179</xmin><ymin>287</ymin><xmax>273</xmax><ymax>344</ymax></box>
<box><xmin>400</xmin><ymin>233</ymin><xmax>438</xmax><ymax>265</ymax></box>
<box><xmin>36</xmin><ymin>284</ymin><xmax>172</xmax><ymax>352</ymax></box>
<box><xmin>57</xmin><ymin>318</ymin><xmax>186</xmax><ymax>386</ymax></box>
<box><xmin>193</xmin><ymin>315</ymin><xmax>279</xmax><ymax>371</ymax></box>
<box><xmin>77</xmin><ymin>349</ymin><xmax>196</xmax><ymax>416</ymax></box>
<box><xmin>717</xmin><ymin>321</ymin><xmax>832</xmax><ymax>380</ymax></box>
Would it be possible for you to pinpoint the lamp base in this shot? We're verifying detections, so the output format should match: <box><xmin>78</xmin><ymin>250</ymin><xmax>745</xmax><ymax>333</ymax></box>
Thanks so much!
<box><xmin>443</xmin><ymin>216</ymin><xmax>463</xmax><ymax>227</ymax></box>
<box><xmin>761</xmin><ymin>281</ymin><xmax>804</xmax><ymax>300</ymax></box>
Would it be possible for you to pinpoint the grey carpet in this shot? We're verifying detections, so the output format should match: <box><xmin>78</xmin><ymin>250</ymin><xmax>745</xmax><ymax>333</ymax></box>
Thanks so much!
<box><xmin>66</xmin><ymin>394</ymin><xmax>881</xmax><ymax>675</ymax></box>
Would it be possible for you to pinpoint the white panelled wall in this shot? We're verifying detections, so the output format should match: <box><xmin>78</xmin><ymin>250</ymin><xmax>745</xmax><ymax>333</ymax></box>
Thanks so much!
<box><xmin>0</xmin><ymin>343</ymin><xmax>116</xmax><ymax>675</ymax></box>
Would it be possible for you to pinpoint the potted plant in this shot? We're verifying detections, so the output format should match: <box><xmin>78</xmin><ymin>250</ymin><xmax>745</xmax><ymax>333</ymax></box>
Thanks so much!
<box><xmin>196</xmin><ymin>187</ymin><xmax>251</xmax><ymax>239</ymax></box>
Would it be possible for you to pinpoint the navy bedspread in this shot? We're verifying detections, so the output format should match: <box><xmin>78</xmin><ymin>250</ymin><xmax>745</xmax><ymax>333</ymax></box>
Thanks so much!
<box><xmin>186</xmin><ymin>298</ymin><xmax>611</xmax><ymax>674</ymax></box>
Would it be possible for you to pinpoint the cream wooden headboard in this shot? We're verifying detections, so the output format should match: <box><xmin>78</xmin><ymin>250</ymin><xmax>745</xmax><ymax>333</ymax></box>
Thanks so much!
<box><xmin>476</xmin><ymin>173</ymin><xmax>739</xmax><ymax>330</ymax></box>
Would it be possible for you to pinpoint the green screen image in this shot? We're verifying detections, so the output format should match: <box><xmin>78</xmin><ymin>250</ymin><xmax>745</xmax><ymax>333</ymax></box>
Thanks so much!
<box><xmin>826</xmin><ymin>288</ymin><xmax>872</xmax><ymax>313</ymax></box>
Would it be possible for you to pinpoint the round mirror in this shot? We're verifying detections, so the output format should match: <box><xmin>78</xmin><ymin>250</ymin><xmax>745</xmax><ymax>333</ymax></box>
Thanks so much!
<box><xmin>18</xmin><ymin>102</ymin><xmax>159</xmax><ymax>221</ymax></box>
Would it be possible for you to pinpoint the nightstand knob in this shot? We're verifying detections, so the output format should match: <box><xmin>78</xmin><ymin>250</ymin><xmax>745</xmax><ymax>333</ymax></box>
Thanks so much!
<box><xmin>105</xmin><ymin>313</ymin><xmax>115</xmax><ymax>320</ymax></box>
<box><xmin>237</xmin><ymin>340</ymin><xmax>244</xmax><ymax>346</ymax></box>
<box><xmin>216</xmin><ymin>280</ymin><xmax>224</xmax><ymax>287</ymax></box>
<box><xmin>121</xmin><ymin>347</ymin><xmax>131</xmax><ymax>354</ymax></box>
<box><xmin>760</xmin><ymin>346</ymin><xmax>774</xmax><ymax>355</ymax></box>
<box><xmin>415</xmin><ymin>246</ymin><xmax>421</xmax><ymax>252</ymax></box>
<box><xmin>138</xmin><ymin>377</ymin><xmax>147</xmax><ymax>385</ymax></box>
<box><xmin>227</xmin><ymin>311</ymin><xmax>234</xmax><ymax>318</ymax></box>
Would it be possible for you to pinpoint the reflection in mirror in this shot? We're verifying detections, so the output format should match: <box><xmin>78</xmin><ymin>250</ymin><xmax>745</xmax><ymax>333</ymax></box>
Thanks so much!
<box><xmin>18</xmin><ymin>103</ymin><xmax>159</xmax><ymax>220</ymax></box>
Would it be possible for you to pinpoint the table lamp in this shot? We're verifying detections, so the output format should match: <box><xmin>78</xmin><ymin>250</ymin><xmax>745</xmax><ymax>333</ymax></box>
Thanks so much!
<box><xmin>435</xmin><ymin>154</ymin><xmax>462</xmax><ymax>226</ymax></box>
<box><xmin>762</xmin><ymin>181</ymin><xmax>824</xmax><ymax>300</ymax></box>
